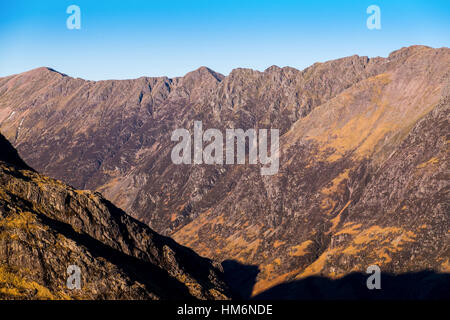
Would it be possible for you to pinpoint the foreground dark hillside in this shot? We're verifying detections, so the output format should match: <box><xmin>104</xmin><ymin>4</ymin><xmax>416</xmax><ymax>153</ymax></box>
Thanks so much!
<box><xmin>0</xmin><ymin>133</ymin><xmax>230</xmax><ymax>299</ymax></box>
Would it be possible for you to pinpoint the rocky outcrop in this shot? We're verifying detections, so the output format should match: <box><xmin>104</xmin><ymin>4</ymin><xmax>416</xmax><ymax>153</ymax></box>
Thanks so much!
<box><xmin>0</xmin><ymin>133</ymin><xmax>230</xmax><ymax>299</ymax></box>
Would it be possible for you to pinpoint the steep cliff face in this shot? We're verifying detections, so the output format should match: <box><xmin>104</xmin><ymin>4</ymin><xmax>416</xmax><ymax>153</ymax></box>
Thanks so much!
<box><xmin>0</xmin><ymin>133</ymin><xmax>230</xmax><ymax>299</ymax></box>
<box><xmin>0</xmin><ymin>45</ymin><xmax>449</xmax><ymax>296</ymax></box>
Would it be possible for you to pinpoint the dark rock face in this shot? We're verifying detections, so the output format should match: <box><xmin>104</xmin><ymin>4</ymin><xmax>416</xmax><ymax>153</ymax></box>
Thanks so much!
<box><xmin>0</xmin><ymin>133</ymin><xmax>32</xmax><ymax>171</ymax></box>
<box><xmin>0</xmin><ymin>45</ymin><xmax>449</xmax><ymax>296</ymax></box>
<box><xmin>0</xmin><ymin>134</ymin><xmax>230</xmax><ymax>299</ymax></box>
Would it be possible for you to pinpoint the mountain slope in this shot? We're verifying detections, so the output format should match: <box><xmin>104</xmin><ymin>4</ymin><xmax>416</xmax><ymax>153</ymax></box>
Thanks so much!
<box><xmin>0</xmin><ymin>133</ymin><xmax>230</xmax><ymax>299</ymax></box>
<box><xmin>0</xmin><ymin>45</ymin><xmax>449</xmax><ymax>296</ymax></box>
<box><xmin>172</xmin><ymin>46</ymin><xmax>450</xmax><ymax>294</ymax></box>
<box><xmin>0</xmin><ymin>54</ymin><xmax>388</xmax><ymax>232</ymax></box>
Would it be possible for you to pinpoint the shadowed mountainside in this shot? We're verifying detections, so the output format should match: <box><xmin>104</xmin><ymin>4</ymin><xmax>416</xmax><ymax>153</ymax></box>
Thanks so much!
<box><xmin>0</xmin><ymin>133</ymin><xmax>33</xmax><ymax>171</ymax></box>
<box><xmin>253</xmin><ymin>271</ymin><xmax>450</xmax><ymax>300</ymax></box>
<box><xmin>0</xmin><ymin>133</ymin><xmax>230</xmax><ymax>299</ymax></box>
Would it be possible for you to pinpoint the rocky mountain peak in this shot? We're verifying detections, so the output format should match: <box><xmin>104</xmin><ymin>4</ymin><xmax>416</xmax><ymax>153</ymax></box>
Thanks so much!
<box><xmin>184</xmin><ymin>66</ymin><xmax>225</xmax><ymax>82</ymax></box>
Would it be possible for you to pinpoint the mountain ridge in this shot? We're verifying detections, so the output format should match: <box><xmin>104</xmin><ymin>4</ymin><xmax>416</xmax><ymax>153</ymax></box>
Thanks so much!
<box><xmin>4</xmin><ymin>45</ymin><xmax>439</xmax><ymax>82</ymax></box>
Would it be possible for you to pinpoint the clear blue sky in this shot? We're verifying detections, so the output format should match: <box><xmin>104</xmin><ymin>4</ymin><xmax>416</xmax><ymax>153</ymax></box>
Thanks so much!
<box><xmin>0</xmin><ymin>0</ymin><xmax>449</xmax><ymax>80</ymax></box>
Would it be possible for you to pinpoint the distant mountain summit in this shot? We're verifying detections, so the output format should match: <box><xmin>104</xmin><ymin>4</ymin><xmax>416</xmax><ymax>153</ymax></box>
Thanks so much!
<box><xmin>0</xmin><ymin>45</ymin><xmax>449</xmax><ymax>296</ymax></box>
